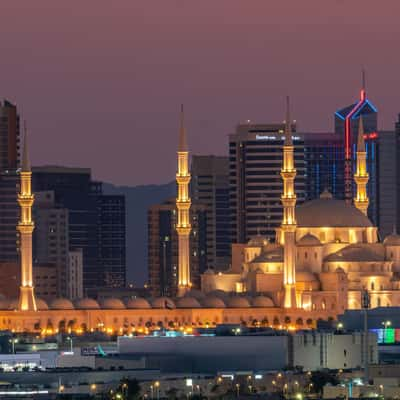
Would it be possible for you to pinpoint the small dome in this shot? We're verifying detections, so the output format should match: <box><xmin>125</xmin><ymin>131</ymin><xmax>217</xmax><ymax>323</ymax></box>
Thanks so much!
<box><xmin>384</xmin><ymin>234</ymin><xmax>400</xmax><ymax>246</ymax></box>
<box><xmin>151</xmin><ymin>297</ymin><xmax>176</xmax><ymax>309</ymax></box>
<box><xmin>36</xmin><ymin>298</ymin><xmax>49</xmax><ymax>311</ymax></box>
<box><xmin>184</xmin><ymin>289</ymin><xmax>206</xmax><ymax>300</ymax></box>
<box><xmin>207</xmin><ymin>290</ymin><xmax>230</xmax><ymax>301</ymax></box>
<box><xmin>74</xmin><ymin>298</ymin><xmax>100</xmax><ymax>310</ymax></box>
<box><xmin>227</xmin><ymin>297</ymin><xmax>251</xmax><ymax>308</ymax></box>
<box><xmin>50</xmin><ymin>298</ymin><xmax>74</xmax><ymax>310</ymax></box>
<box><xmin>8</xmin><ymin>299</ymin><xmax>18</xmax><ymax>310</ymax></box>
<box><xmin>297</xmin><ymin>271</ymin><xmax>318</xmax><ymax>282</ymax></box>
<box><xmin>0</xmin><ymin>299</ymin><xmax>9</xmax><ymax>309</ymax></box>
<box><xmin>248</xmin><ymin>235</ymin><xmax>269</xmax><ymax>247</ymax></box>
<box><xmin>252</xmin><ymin>296</ymin><xmax>275</xmax><ymax>307</ymax></box>
<box><xmin>335</xmin><ymin>267</ymin><xmax>345</xmax><ymax>273</ymax></box>
<box><xmin>100</xmin><ymin>298</ymin><xmax>126</xmax><ymax>309</ymax></box>
<box><xmin>201</xmin><ymin>296</ymin><xmax>226</xmax><ymax>308</ymax></box>
<box><xmin>203</xmin><ymin>268</ymin><xmax>215</xmax><ymax>275</ymax></box>
<box><xmin>176</xmin><ymin>297</ymin><xmax>201</xmax><ymax>308</ymax></box>
<box><xmin>126</xmin><ymin>297</ymin><xmax>151</xmax><ymax>309</ymax></box>
<box><xmin>298</xmin><ymin>233</ymin><xmax>321</xmax><ymax>246</ymax></box>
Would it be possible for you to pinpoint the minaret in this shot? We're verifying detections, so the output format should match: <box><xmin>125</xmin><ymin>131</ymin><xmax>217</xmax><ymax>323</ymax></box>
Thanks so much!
<box><xmin>354</xmin><ymin>116</ymin><xmax>369</xmax><ymax>215</ymax></box>
<box><xmin>176</xmin><ymin>105</ymin><xmax>191</xmax><ymax>296</ymax></box>
<box><xmin>18</xmin><ymin>128</ymin><xmax>37</xmax><ymax>311</ymax></box>
<box><xmin>281</xmin><ymin>97</ymin><xmax>297</xmax><ymax>308</ymax></box>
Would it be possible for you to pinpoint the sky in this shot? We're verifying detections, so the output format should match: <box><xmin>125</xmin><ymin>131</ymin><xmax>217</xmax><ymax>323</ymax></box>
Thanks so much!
<box><xmin>1</xmin><ymin>0</ymin><xmax>400</xmax><ymax>186</ymax></box>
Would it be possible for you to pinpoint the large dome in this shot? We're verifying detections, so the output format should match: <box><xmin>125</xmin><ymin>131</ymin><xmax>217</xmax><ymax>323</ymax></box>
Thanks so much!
<box><xmin>50</xmin><ymin>298</ymin><xmax>74</xmax><ymax>310</ymax></box>
<box><xmin>201</xmin><ymin>296</ymin><xmax>226</xmax><ymax>308</ymax></box>
<box><xmin>74</xmin><ymin>298</ymin><xmax>100</xmax><ymax>310</ymax></box>
<box><xmin>151</xmin><ymin>297</ymin><xmax>176</xmax><ymax>309</ymax></box>
<box><xmin>297</xmin><ymin>233</ymin><xmax>321</xmax><ymax>246</ymax></box>
<box><xmin>176</xmin><ymin>297</ymin><xmax>201</xmax><ymax>308</ymax></box>
<box><xmin>227</xmin><ymin>297</ymin><xmax>251</xmax><ymax>308</ymax></box>
<box><xmin>252</xmin><ymin>296</ymin><xmax>274</xmax><ymax>308</ymax></box>
<box><xmin>297</xmin><ymin>198</ymin><xmax>373</xmax><ymax>228</ymax></box>
<box><xmin>36</xmin><ymin>298</ymin><xmax>49</xmax><ymax>311</ymax></box>
<box><xmin>126</xmin><ymin>298</ymin><xmax>151</xmax><ymax>309</ymax></box>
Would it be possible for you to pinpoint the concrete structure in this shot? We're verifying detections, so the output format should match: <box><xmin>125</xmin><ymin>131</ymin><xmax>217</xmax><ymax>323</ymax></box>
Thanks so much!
<box><xmin>34</xmin><ymin>264</ymin><xmax>58</xmax><ymax>301</ymax></box>
<box><xmin>148</xmin><ymin>199</ymin><xmax>207</xmax><ymax>297</ymax></box>
<box><xmin>17</xmin><ymin>132</ymin><xmax>36</xmax><ymax>311</ymax></box>
<box><xmin>33</xmin><ymin>190</ymin><xmax>68</xmax><ymax>297</ymax></box>
<box><xmin>176</xmin><ymin>105</ymin><xmax>192</xmax><ymax>296</ymax></box>
<box><xmin>191</xmin><ymin>155</ymin><xmax>230</xmax><ymax>271</ymax></box>
<box><xmin>67</xmin><ymin>249</ymin><xmax>83</xmax><ymax>299</ymax></box>
<box><xmin>0</xmin><ymin>99</ymin><xmax>19</xmax><ymax>172</ymax></box>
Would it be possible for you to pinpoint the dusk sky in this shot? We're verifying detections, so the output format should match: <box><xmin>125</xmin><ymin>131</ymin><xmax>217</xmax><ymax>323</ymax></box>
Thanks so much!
<box><xmin>1</xmin><ymin>1</ymin><xmax>400</xmax><ymax>186</ymax></box>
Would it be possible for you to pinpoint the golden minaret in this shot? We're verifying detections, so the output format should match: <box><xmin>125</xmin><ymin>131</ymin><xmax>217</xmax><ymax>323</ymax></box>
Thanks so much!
<box><xmin>176</xmin><ymin>105</ymin><xmax>191</xmax><ymax>296</ymax></box>
<box><xmin>281</xmin><ymin>97</ymin><xmax>297</xmax><ymax>308</ymax></box>
<box><xmin>18</xmin><ymin>130</ymin><xmax>37</xmax><ymax>311</ymax></box>
<box><xmin>354</xmin><ymin>116</ymin><xmax>369</xmax><ymax>216</ymax></box>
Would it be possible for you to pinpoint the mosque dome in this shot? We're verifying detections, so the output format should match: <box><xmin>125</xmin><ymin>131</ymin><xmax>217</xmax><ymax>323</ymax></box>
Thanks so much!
<box><xmin>74</xmin><ymin>298</ymin><xmax>100</xmax><ymax>310</ymax></box>
<box><xmin>227</xmin><ymin>297</ymin><xmax>251</xmax><ymax>308</ymax></box>
<box><xmin>176</xmin><ymin>297</ymin><xmax>201</xmax><ymax>308</ymax></box>
<box><xmin>384</xmin><ymin>234</ymin><xmax>400</xmax><ymax>246</ymax></box>
<box><xmin>184</xmin><ymin>289</ymin><xmax>206</xmax><ymax>300</ymax></box>
<box><xmin>203</xmin><ymin>268</ymin><xmax>215</xmax><ymax>275</ymax></box>
<box><xmin>201</xmin><ymin>296</ymin><xmax>226</xmax><ymax>308</ymax></box>
<box><xmin>36</xmin><ymin>298</ymin><xmax>49</xmax><ymax>310</ymax></box>
<box><xmin>296</xmin><ymin>271</ymin><xmax>318</xmax><ymax>282</ymax></box>
<box><xmin>100</xmin><ymin>298</ymin><xmax>126</xmax><ymax>309</ymax></box>
<box><xmin>207</xmin><ymin>290</ymin><xmax>230</xmax><ymax>301</ymax></box>
<box><xmin>252</xmin><ymin>296</ymin><xmax>274</xmax><ymax>308</ymax></box>
<box><xmin>248</xmin><ymin>235</ymin><xmax>269</xmax><ymax>247</ymax></box>
<box><xmin>297</xmin><ymin>233</ymin><xmax>321</xmax><ymax>246</ymax></box>
<box><xmin>49</xmin><ymin>298</ymin><xmax>74</xmax><ymax>310</ymax></box>
<box><xmin>126</xmin><ymin>297</ymin><xmax>152</xmax><ymax>309</ymax></box>
<box><xmin>151</xmin><ymin>297</ymin><xmax>176</xmax><ymax>309</ymax></box>
<box><xmin>297</xmin><ymin>194</ymin><xmax>373</xmax><ymax>228</ymax></box>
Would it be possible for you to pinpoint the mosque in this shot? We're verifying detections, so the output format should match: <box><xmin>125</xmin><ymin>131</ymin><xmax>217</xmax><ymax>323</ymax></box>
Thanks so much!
<box><xmin>1</xmin><ymin>102</ymin><xmax>400</xmax><ymax>334</ymax></box>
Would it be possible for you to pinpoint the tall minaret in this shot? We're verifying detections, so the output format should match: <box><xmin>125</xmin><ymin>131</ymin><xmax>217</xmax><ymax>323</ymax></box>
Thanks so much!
<box><xmin>281</xmin><ymin>97</ymin><xmax>297</xmax><ymax>308</ymax></box>
<box><xmin>176</xmin><ymin>105</ymin><xmax>191</xmax><ymax>296</ymax></box>
<box><xmin>18</xmin><ymin>128</ymin><xmax>37</xmax><ymax>311</ymax></box>
<box><xmin>354</xmin><ymin>116</ymin><xmax>369</xmax><ymax>215</ymax></box>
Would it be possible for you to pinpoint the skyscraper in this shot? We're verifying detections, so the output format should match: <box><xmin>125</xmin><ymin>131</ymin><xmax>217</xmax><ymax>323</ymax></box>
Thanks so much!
<box><xmin>229</xmin><ymin>122</ymin><xmax>305</xmax><ymax>244</ymax></box>
<box><xmin>0</xmin><ymin>100</ymin><xmax>19</xmax><ymax>172</ymax></box>
<box><xmin>32</xmin><ymin>167</ymin><xmax>126</xmax><ymax>292</ymax></box>
<box><xmin>191</xmin><ymin>155</ymin><xmax>230</xmax><ymax>270</ymax></box>
<box><xmin>147</xmin><ymin>199</ymin><xmax>207</xmax><ymax>297</ymax></box>
<box><xmin>334</xmin><ymin>77</ymin><xmax>378</xmax><ymax>224</ymax></box>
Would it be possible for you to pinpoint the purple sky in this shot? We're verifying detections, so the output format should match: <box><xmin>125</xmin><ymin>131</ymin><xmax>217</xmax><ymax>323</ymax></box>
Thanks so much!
<box><xmin>1</xmin><ymin>0</ymin><xmax>399</xmax><ymax>185</ymax></box>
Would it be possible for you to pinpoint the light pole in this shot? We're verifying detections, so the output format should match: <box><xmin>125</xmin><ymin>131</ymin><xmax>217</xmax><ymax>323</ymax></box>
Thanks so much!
<box><xmin>66</xmin><ymin>336</ymin><xmax>73</xmax><ymax>353</ymax></box>
<box><xmin>9</xmin><ymin>338</ymin><xmax>18</xmax><ymax>354</ymax></box>
<box><xmin>235</xmin><ymin>383</ymin><xmax>240</xmax><ymax>398</ymax></box>
<box><xmin>154</xmin><ymin>381</ymin><xmax>160</xmax><ymax>400</ymax></box>
<box><xmin>381</xmin><ymin>320</ymin><xmax>391</xmax><ymax>344</ymax></box>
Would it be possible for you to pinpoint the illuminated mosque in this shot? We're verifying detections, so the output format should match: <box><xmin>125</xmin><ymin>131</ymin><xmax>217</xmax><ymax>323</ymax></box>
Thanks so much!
<box><xmin>1</xmin><ymin>101</ymin><xmax>400</xmax><ymax>334</ymax></box>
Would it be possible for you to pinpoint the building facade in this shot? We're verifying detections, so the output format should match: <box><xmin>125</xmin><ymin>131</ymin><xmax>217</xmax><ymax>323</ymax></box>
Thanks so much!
<box><xmin>229</xmin><ymin>123</ymin><xmax>306</xmax><ymax>244</ymax></box>
<box><xmin>191</xmin><ymin>155</ymin><xmax>230</xmax><ymax>270</ymax></box>
<box><xmin>67</xmin><ymin>249</ymin><xmax>83</xmax><ymax>300</ymax></box>
<box><xmin>148</xmin><ymin>199</ymin><xmax>207</xmax><ymax>297</ymax></box>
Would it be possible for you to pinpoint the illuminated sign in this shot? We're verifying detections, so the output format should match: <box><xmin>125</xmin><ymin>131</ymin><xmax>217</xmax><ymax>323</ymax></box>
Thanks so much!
<box><xmin>256</xmin><ymin>135</ymin><xmax>300</xmax><ymax>141</ymax></box>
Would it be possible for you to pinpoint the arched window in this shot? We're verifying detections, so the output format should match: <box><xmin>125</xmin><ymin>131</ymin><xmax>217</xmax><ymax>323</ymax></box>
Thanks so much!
<box><xmin>314</xmin><ymin>252</ymin><xmax>318</xmax><ymax>259</ymax></box>
<box><xmin>321</xmin><ymin>299</ymin><xmax>326</xmax><ymax>310</ymax></box>
<box><xmin>371</xmin><ymin>281</ymin><xmax>375</xmax><ymax>291</ymax></box>
<box><xmin>377</xmin><ymin>297</ymin><xmax>381</xmax><ymax>307</ymax></box>
<box><xmin>305</xmin><ymin>252</ymin><xmax>308</xmax><ymax>259</ymax></box>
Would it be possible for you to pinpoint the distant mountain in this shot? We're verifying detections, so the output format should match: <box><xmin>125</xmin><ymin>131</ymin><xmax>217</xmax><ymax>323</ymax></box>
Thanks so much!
<box><xmin>103</xmin><ymin>181</ymin><xmax>175</xmax><ymax>285</ymax></box>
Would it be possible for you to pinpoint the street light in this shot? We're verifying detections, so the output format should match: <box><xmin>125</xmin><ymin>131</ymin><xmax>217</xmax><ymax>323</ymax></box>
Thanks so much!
<box><xmin>154</xmin><ymin>381</ymin><xmax>160</xmax><ymax>400</ymax></box>
<box><xmin>381</xmin><ymin>320</ymin><xmax>392</xmax><ymax>343</ymax></box>
<box><xmin>9</xmin><ymin>338</ymin><xmax>18</xmax><ymax>354</ymax></box>
<box><xmin>66</xmin><ymin>336</ymin><xmax>73</xmax><ymax>353</ymax></box>
<box><xmin>235</xmin><ymin>383</ymin><xmax>240</xmax><ymax>398</ymax></box>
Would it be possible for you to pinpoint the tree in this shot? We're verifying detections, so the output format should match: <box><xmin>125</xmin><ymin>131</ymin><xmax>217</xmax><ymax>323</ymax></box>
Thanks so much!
<box><xmin>310</xmin><ymin>371</ymin><xmax>339</xmax><ymax>394</ymax></box>
<box><xmin>118</xmin><ymin>378</ymin><xmax>141</xmax><ymax>400</ymax></box>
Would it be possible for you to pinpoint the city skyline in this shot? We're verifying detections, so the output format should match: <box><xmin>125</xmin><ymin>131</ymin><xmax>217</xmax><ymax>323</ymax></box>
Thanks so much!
<box><xmin>0</xmin><ymin>0</ymin><xmax>400</xmax><ymax>185</ymax></box>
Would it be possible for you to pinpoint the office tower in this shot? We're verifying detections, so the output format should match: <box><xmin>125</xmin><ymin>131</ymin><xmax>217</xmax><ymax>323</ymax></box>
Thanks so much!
<box><xmin>0</xmin><ymin>100</ymin><xmax>20</xmax><ymax>263</ymax></box>
<box><xmin>17</xmin><ymin>133</ymin><xmax>36</xmax><ymax>311</ymax></box>
<box><xmin>33</xmin><ymin>191</ymin><xmax>69</xmax><ymax>297</ymax></box>
<box><xmin>191</xmin><ymin>155</ymin><xmax>230</xmax><ymax>271</ymax></box>
<box><xmin>229</xmin><ymin>123</ymin><xmax>305</xmax><ymax>243</ymax></box>
<box><xmin>67</xmin><ymin>249</ymin><xmax>83</xmax><ymax>299</ymax></box>
<box><xmin>334</xmin><ymin>79</ymin><xmax>378</xmax><ymax>224</ymax></box>
<box><xmin>32</xmin><ymin>166</ymin><xmax>126</xmax><ymax>292</ymax></box>
<box><xmin>98</xmin><ymin>194</ymin><xmax>126</xmax><ymax>288</ymax></box>
<box><xmin>302</xmin><ymin>132</ymin><xmax>344</xmax><ymax>201</ymax></box>
<box><xmin>33</xmin><ymin>265</ymin><xmax>58</xmax><ymax>302</ymax></box>
<box><xmin>0</xmin><ymin>100</ymin><xmax>20</xmax><ymax>172</ymax></box>
<box><xmin>148</xmin><ymin>199</ymin><xmax>207</xmax><ymax>297</ymax></box>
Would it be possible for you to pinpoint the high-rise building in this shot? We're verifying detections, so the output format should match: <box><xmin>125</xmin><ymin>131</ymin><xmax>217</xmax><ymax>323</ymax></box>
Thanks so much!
<box><xmin>31</xmin><ymin>167</ymin><xmax>126</xmax><ymax>292</ymax></box>
<box><xmin>33</xmin><ymin>191</ymin><xmax>69</xmax><ymax>297</ymax></box>
<box><xmin>334</xmin><ymin>79</ymin><xmax>378</xmax><ymax>224</ymax></box>
<box><xmin>191</xmin><ymin>155</ymin><xmax>230</xmax><ymax>271</ymax></box>
<box><xmin>0</xmin><ymin>100</ymin><xmax>20</xmax><ymax>172</ymax></box>
<box><xmin>67</xmin><ymin>249</ymin><xmax>83</xmax><ymax>300</ymax></box>
<box><xmin>148</xmin><ymin>199</ymin><xmax>207</xmax><ymax>297</ymax></box>
<box><xmin>0</xmin><ymin>100</ymin><xmax>20</xmax><ymax>263</ymax></box>
<box><xmin>229</xmin><ymin>123</ymin><xmax>305</xmax><ymax>243</ymax></box>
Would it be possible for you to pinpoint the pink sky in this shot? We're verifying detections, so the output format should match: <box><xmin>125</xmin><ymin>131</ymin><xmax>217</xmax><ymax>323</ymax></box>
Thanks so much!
<box><xmin>1</xmin><ymin>0</ymin><xmax>399</xmax><ymax>185</ymax></box>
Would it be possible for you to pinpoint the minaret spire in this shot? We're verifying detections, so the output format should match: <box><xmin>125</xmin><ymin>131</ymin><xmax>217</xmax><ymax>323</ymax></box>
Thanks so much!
<box><xmin>17</xmin><ymin>124</ymin><xmax>37</xmax><ymax>311</ymax></box>
<box><xmin>354</xmin><ymin>116</ymin><xmax>369</xmax><ymax>216</ymax></box>
<box><xmin>176</xmin><ymin>104</ymin><xmax>191</xmax><ymax>296</ymax></box>
<box><xmin>280</xmin><ymin>96</ymin><xmax>297</xmax><ymax>308</ymax></box>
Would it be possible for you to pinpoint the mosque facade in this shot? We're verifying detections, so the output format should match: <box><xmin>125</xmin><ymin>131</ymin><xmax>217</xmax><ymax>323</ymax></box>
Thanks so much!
<box><xmin>1</xmin><ymin>104</ymin><xmax>400</xmax><ymax>334</ymax></box>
